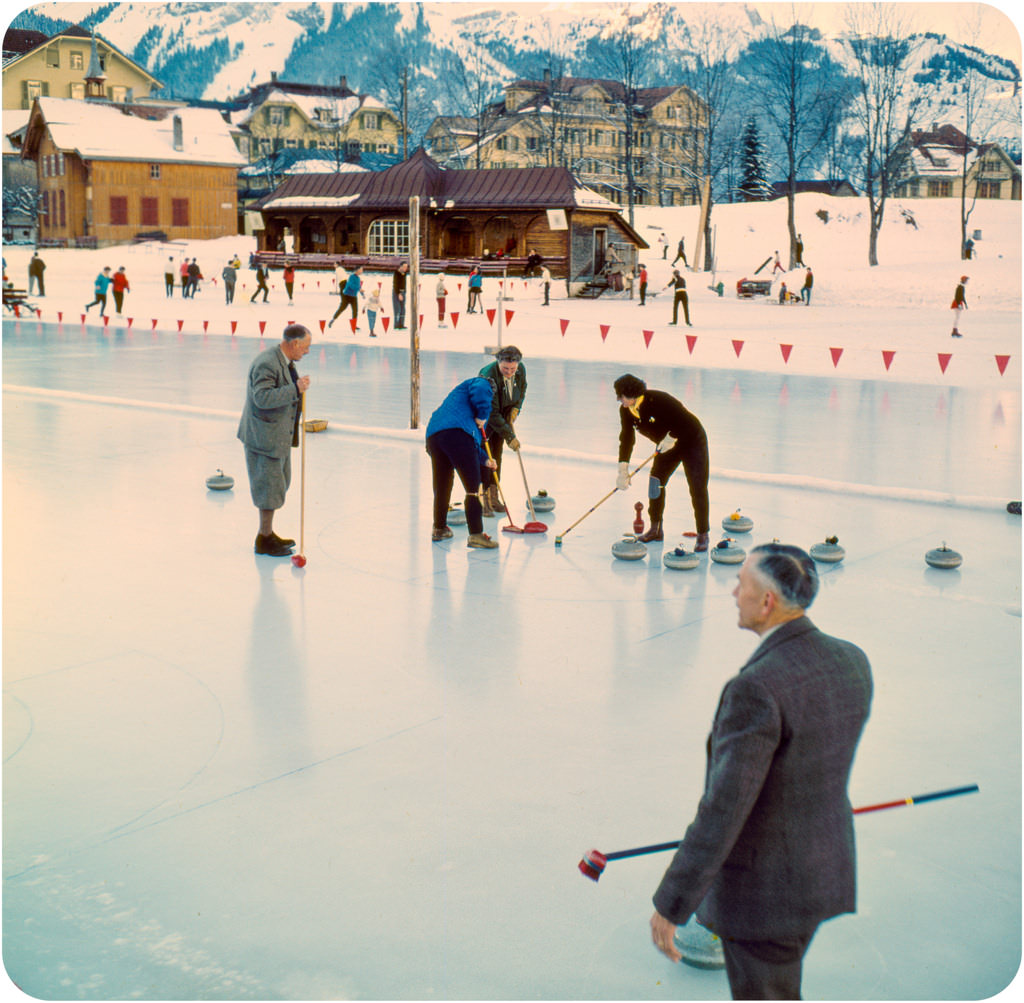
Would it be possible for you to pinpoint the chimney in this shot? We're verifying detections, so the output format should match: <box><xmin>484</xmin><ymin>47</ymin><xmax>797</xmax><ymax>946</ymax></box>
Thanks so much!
<box><xmin>271</xmin><ymin>71</ymin><xmax>277</xmax><ymax>84</ymax></box>
<box><xmin>340</xmin><ymin>75</ymin><xmax>348</xmax><ymax>92</ymax></box>
<box><xmin>173</xmin><ymin>114</ymin><xmax>183</xmax><ymax>151</ymax></box>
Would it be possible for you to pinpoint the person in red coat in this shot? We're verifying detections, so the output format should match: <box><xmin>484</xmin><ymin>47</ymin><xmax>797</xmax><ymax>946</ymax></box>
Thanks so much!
<box><xmin>111</xmin><ymin>266</ymin><xmax>130</xmax><ymax>314</ymax></box>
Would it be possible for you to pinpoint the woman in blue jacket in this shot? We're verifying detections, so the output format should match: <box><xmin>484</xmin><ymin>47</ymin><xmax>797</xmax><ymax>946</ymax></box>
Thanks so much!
<box><xmin>426</xmin><ymin>377</ymin><xmax>498</xmax><ymax>548</ymax></box>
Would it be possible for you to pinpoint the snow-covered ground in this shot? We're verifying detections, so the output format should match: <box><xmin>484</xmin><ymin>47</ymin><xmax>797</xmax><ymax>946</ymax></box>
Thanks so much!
<box><xmin>3</xmin><ymin>192</ymin><xmax>1021</xmax><ymax>1001</ymax></box>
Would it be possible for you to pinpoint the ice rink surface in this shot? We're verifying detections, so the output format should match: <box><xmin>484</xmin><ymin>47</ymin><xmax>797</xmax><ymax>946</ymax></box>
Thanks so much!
<box><xmin>3</xmin><ymin>321</ymin><xmax>1021</xmax><ymax>1001</ymax></box>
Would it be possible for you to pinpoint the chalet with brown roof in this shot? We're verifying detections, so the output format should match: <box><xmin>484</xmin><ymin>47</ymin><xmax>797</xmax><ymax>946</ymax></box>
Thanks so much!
<box><xmin>895</xmin><ymin>124</ymin><xmax>1021</xmax><ymax>200</ymax></box>
<box><xmin>252</xmin><ymin>148</ymin><xmax>648</xmax><ymax>284</ymax></box>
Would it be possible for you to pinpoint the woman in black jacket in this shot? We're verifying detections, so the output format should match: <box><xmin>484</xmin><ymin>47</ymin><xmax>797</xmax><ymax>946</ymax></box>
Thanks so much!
<box><xmin>613</xmin><ymin>373</ymin><xmax>710</xmax><ymax>549</ymax></box>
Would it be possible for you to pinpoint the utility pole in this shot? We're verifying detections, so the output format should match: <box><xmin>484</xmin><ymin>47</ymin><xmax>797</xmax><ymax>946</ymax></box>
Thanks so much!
<box><xmin>409</xmin><ymin>196</ymin><xmax>420</xmax><ymax>428</ymax></box>
<box><xmin>402</xmin><ymin>67</ymin><xmax>409</xmax><ymax>159</ymax></box>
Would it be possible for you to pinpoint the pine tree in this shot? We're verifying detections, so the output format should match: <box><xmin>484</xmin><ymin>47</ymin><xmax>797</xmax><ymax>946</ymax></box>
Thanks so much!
<box><xmin>739</xmin><ymin>118</ymin><xmax>773</xmax><ymax>201</ymax></box>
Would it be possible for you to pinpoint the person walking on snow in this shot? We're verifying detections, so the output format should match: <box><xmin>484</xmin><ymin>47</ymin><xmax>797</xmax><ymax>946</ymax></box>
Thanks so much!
<box><xmin>950</xmin><ymin>276</ymin><xmax>968</xmax><ymax>337</ymax></box>
<box><xmin>638</xmin><ymin>264</ymin><xmax>648</xmax><ymax>306</ymax></box>
<box><xmin>436</xmin><ymin>273</ymin><xmax>449</xmax><ymax>326</ymax></box>
<box><xmin>283</xmin><ymin>264</ymin><xmax>295</xmax><ymax>304</ymax></box>
<box><xmin>771</xmin><ymin>250</ymin><xmax>784</xmax><ymax>275</ymax></box>
<box><xmin>613</xmin><ymin>373</ymin><xmax>710</xmax><ymax>549</ymax></box>
<box><xmin>795</xmin><ymin>233</ymin><xmax>805</xmax><ymax>265</ymax></box>
<box><xmin>222</xmin><ymin>261</ymin><xmax>237</xmax><ymax>304</ymax></box>
<box><xmin>478</xmin><ymin>345</ymin><xmax>527</xmax><ymax>517</ymax></box>
<box><xmin>28</xmin><ymin>252</ymin><xmax>45</xmax><ymax>296</ymax></box>
<box><xmin>84</xmin><ymin>267</ymin><xmax>112</xmax><ymax>315</ymax></box>
<box><xmin>801</xmin><ymin>267</ymin><xmax>813</xmax><ymax>305</ymax></box>
<box><xmin>179</xmin><ymin>259</ymin><xmax>189</xmax><ymax>296</ymax></box>
<box><xmin>250</xmin><ymin>263</ymin><xmax>270</xmax><ymax>303</ymax></box>
<box><xmin>540</xmin><ymin>264</ymin><xmax>551</xmax><ymax>306</ymax></box>
<box><xmin>671</xmin><ymin>236</ymin><xmax>688</xmax><ymax>267</ymax></box>
<box><xmin>658</xmin><ymin>232</ymin><xmax>669</xmax><ymax>259</ymax></box>
<box><xmin>186</xmin><ymin>258</ymin><xmax>202</xmax><ymax>298</ymax></box>
<box><xmin>665</xmin><ymin>270</ymin><xmax>691</xmax><ymax>326</ymax></box>
<box><xmin>164</xmin><ymin>256</ymin><xmax>176</xmax><ymax>297</ymax></box>
<box><xmin>111</xmin><ymin>266</ymin><xmax>130</xmax><ymax>313</ymax></box>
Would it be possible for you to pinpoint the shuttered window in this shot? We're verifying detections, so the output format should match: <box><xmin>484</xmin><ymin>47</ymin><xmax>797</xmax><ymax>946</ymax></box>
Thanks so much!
<box><xmin>172</xmin><ymin>198</ymin><xmax>189</xmax><ymax>226</ymax></box>
<box><xmin>141</xmin><ymin>197</ymin><xmax>159</xmax><ymax>226</ymax></box>
<box><xmin>110</xmin><ymin>196</ymin><xmax>128</xmax><ymax>225</ymax></box>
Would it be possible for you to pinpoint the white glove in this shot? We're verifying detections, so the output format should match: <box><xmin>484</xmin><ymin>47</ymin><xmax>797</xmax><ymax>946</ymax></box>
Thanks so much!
<box><xmin>616</xmin><ymin>462</ymin><xmax>630</xmax><ymax>491</ymax></box>
<box><xmin>657</xmin><ymin>435</ymin><xmax>676</xmax><ymax>453</ymax></box>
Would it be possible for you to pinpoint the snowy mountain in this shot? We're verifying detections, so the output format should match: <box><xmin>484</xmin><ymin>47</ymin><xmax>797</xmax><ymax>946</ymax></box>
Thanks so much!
<box><xmin>11</xmin><ymin>2</ymin><xmax>1022</xmax><ymax>161</ymax></box>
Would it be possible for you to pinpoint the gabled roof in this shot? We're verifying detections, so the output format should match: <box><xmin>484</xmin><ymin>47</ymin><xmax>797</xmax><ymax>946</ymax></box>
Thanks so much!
<box><xmin>769</xmin><ymin>180</ymin><xmax>858</xmax><ymax>198</ymax></box>
<box><xmin>3</xmin><ymin>27</ymin><xmax>49</xmax><ymax>57</ymax></box>
<box><xmin>22</xmin><ymin>96</ymin><xmax>244</xmax><ymax>167</ymax></box>
<box><xmin>508</xmin><ymin>76</ymin><xmax>696</xmax><ymax>112</ymax></box>
<box><xmin>254</xmin><ymin>149</ymin><xmax>649</xmax><ymax>246</ymax></box>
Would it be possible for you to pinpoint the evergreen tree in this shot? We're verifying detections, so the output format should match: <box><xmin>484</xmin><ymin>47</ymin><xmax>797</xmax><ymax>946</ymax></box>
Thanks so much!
<box><xmin>738</xmin><ymin>118</ymin><xmax>773</xmax><ymax>201</ymax></box>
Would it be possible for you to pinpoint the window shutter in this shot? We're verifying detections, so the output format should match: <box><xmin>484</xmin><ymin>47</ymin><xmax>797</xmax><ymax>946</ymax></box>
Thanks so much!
<box><xmin>42</xmin><ymin>82</ymin><xmax>49</xmax><ymax>97</ymax></box>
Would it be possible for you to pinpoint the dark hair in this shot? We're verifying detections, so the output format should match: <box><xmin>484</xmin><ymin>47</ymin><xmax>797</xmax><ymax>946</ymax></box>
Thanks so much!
<box><xmin>750</xmin><ymin>543</ymin><xmax>819</xmax><ymax>609</ymax></box>
<box><xmin>613</xmin><ymin>374</ymin><xmax>646</xmax><ymax>398</ymax></box>
<box><xmin>283</xmin><ymin>323</ymin><xmax>310</xmax><ymax>341</ymax></box>
<box><xmin>496</xmin><ymin>345</ymin><xmax>522</xmax><ymax>362</ymax></box>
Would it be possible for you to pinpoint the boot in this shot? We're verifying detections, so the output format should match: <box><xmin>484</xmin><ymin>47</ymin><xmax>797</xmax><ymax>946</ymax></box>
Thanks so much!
<box><xmin>467</xmin><ymin>532</ymin><xmax>499</xmax><ymax>549</ymax></box>
<box><xmin>638</xmin><ymin>521</ymin><xmax>663</xmax><ymax>543</ymax></box>
<box><xmin>480</xmin><ymin>487</ymin><xmax>494</xmax><ymax>517</ymax></box>
<box><xmin>694</xmin><ymin>531</ymin><xmax>710</xmax><ymax>552</ymax></box>
<box><xmin>489</xmin><ymin>484</ymin><xmax>506</xmax><ymax>513</ymax></box>
<box><xmin>432</xmin><ymin>525</ymin><xmax>453</xmax><ymax>541</ymax></box>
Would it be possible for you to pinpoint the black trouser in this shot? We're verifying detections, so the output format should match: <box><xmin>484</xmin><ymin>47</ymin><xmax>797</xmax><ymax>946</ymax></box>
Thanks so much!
<box><xmin>165</xmin><ymin>274</ymin><xmax>174</xmax><ymax>296</ymax></box>
<box><xmin>332</xmin><ymin>293</ymin><xmax>358</xmax><ymax>322</ymax></box>
<box><xmin>29</xmin><ymin>273</ymin><xmax>44</xmax><ymax>295</ymax></box>
<box><xmin>427</xmin><ymin>428</ymin><xmax>485</xmax><ymax>534</ymax></box>
<box><xmin>721</xmin><ymin>929</ymin><xmax>817</xmax><ymax>1000</ymax></box>
<box><xmin>639</xmin><ymin>282</ymin><xmax>647</xmax><ymax>305</ymax></box>
<box><xmin>673</xmin><ymin>290</ymin><xmax>690</xmax><ymax>324</ymax></box>
<box><xmin>225</xmin><ymin>282</ymin><xmax>235</xmax><ymax>304</ymax></box>
<box><xmin>648</xmin><ymin>440</ymin><xmax>709</xmax><ymax>531</ymax></box>
<box><xmin>112</xmin><ymin>290</ymin><xmax>125</xmax><ymax>313</ymax></box>
<box><xmin>543</xmin><ymin>282</ymin><xmax>550</xmax><ymax>305</ymax></box>
<box><xmin>250</xmin><ymin>279</ymin><xmax>268</xmax><ymax>302</ymax></box>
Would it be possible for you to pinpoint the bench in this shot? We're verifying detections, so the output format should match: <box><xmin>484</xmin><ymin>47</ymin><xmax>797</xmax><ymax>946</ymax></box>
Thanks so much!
<box><xmin>3</xmin><ymin>286</ymin><xmax>35</xmax><ymax>314</ymax></box>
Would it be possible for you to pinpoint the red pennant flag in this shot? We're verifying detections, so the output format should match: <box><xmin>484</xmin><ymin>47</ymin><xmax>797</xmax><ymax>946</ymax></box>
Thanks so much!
<box><xmin>80</xmin><ymin>314</ymin><xmax>86</xmax><ymax>324</ymax></box>
<box><xmin>995</xmin><ymin>354</ymin><xmax>1011</xmax><ymax>375</ymax></box>
<box><xmin>499</xmin><ymin>280</ymin><xmax>504</xmax><ymax>288</ymax></box>
<box><xmin>559</xmin><ymin>318</ymin><xmax>570</xmax><ymax>336</ymax></box>
<box><xmin>419</xmin><ymin>314</ymin><xmax>424</xmax><ymax>327</ymax></box>
<box><xmin>319</xmin><ymin>319</ymin><xmax>326</xmax><ymax>333</ymax></box>
<box><xmin>686</xmin><ymin>334</ymin><xmax>698</xmax><ymax>355</ymax></box>
<box><xmin>457</xmin><ymin>282</ymin><xmax>463</xmax><ymax>291</ymax></box>
<box><xmin>504</xmin><ymin>309</ymin><xmax>514</xmax><ymax>326</ymax></box>
<box><xmin>829</xmin><ymin>347</ymin><xmax>843</xmax><ymax>368</ymax></box>
<box><xmin>350</xmin><ymin>317</ymin><xmax>358</xmax><ymax>333</ymax></box>
<box><xmin>35</xmin><ymin>308</ymin><xmax>42</xmax><ymax>319</ymax></box>
<box><xmin>230</xmin><ymin>320</ymin><xmax>238</xmax><ymax>334</ymax></box>
<box><xmin>151</xmin><ymin>318</ymin><xmax>158</xmax><ymax>329</ymax></box>
<box><xmin>486</xmin><ymin>308</ymin><xmax>496</xmax><ymax>326</ymax></box>
<box><xmin>202</xmin><ymin>320</ymin><xmax>208</xmax><ymax>332</ymax></box>
<box><xmin>382</xmin><ymin>316</ymin><xmax>391</xmax><ymax>333</ymax></box>
<box><xmin>642</xmin><ymin>329</ymin><xmax>654</xmax><ymax>348</ymax></box>
<box><xmin>126</xmin><ymin>317</ymin><xmax>133</xmax><ymax>328</ymax></box>
<box><xmin>938</xmin><ymin>353</ymin><xmax>952</xmax><ymax>374</ymax></box>
<box><xmin>450</xmin><ymin>312</ymin><xmax>459</xmax><ymax>329</ymax></box>
<box><xmin>599</xmin><ymin>324</ymin><xmax>610</xmax><ymax>341</ymax></box>
<box><xmin>780</xmin><ymin>343</ymin><xmax>793</xmax><ymax>363</ymax></box>
<box><xmin>177</xmin><ymin>319</ymin><xmax>184</xmax><ymax>331</ymax></box>
<box><xmin>258</xmin><ymin>320</ymin><xmax>266</xmax><ymax>335</ymax></box>
<box><xmin>882</xmin><ymin>350</ymin><xmax>896</xmax><ymax>371</ymax></box>
<box><xmin>103</xmin><ymin>315</ymin><xmax>109</xmax><ymax>327</ymax></box>
<box><xmin>57</xmin><ymin>311</ymin><xmax>63</xmax><ymax>322</ymax></box>
<box><xmin>732</xmin><ymin>339</ymin><xmax>744</xmax><ymax>357</ymax></box>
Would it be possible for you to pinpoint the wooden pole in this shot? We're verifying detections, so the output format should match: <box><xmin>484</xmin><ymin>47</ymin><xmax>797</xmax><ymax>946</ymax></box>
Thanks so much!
<box><xmin>692</xmin><ymin>175</ymin><xmax>712</xmax><ymax>271</ymax></box>
<box><xmin>409</xmin><ymin>195</ymin><xmax>420</xmax><ymax>429</ymax></box>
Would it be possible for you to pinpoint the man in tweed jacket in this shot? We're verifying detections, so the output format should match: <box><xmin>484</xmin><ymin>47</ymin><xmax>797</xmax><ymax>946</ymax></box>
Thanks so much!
<box><xmin>651</xmin><ymin>543</ymin><xmax>872</xmax><ymax>998</ymax></box>
<box><xmin>237</xmin><ymin>324</ymin><xmax>312</xmax><ymax>556</ymax></box>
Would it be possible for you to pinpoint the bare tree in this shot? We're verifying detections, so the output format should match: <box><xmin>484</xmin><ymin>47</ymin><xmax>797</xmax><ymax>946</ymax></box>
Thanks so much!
<box><xmin>441</xmin><ymin>45</ymin><xmax>498</xmax><ymax>169</ymax></box>
<box><xmin>591</xmin><ymin>3</ymin><xmax>664</xmax><ymax>225</ymax></box>
<box><xmin>844</xmin><ymin>3</ymin><xmax>925</xmax><ymax>266</ymax></box>
<box><xmin>749</xmin><ymin>16</ymin><xmax>845</xmax><ymax>267</ymax></box>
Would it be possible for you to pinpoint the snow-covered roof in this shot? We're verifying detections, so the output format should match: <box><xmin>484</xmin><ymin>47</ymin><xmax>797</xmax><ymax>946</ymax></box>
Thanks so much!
<box><xmin>908</xmin><ymin>144</ymin><xmax>978</xmax><ymax>178</ymax></box>
<box><xmin>573</xmin><ymin>186</ymin><xmax>619</xmax><ymax>210</ymax></box>
<box><xmin>29</xmin><ymin>97</ymin><xmax>245</xmax><ymax>166</ymax></box>
<box><xmin>262</xmin><ymin>193</ymin><xmax>363</xmax><ymax>209</ymax></box>
<box><xmin>237</xmin><ymin>88</ymin><xmax>388</xmax><ymax>130</ymax></box>
<box><xmin>2</xmin><ymin>108</ymin><xmax>31</xmax><ymax>153</ymax></box>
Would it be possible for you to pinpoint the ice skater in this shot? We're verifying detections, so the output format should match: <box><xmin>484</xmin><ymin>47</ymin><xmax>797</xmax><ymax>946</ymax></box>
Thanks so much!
<box><xmin>250</xmin><ymin>263</ymin><xmax>270</xmax><ymax>303</ymax></box>
<box><xmin>638</xmin><ymin>263</ymin><xmax>648</xmax><ymax>305</ymax></box>
<box><xmin>283</xmin><ymin>264</ymin><xmax>295</xmax><ymax>304</ymax></box>
<box><xmin>111</xmin><ymin>266</ymin><xmax>130</xmax><ymax>314</ymax></box>
<box><xmin>329</xmin><ymin>265</ymin><xmax>363</xmax><ymax>328</ymax></box>
<box><xmin>164</xmin><ymin>256</ymin><xmax>176</xmax><ymax>297</ymax></box>
<box><xmin>478</xmin><ymin>346</ymin><xmax>526</xmax><ymax>517</ymax></box>
<box><xmin>664</xmin><ymin>270</ymin><xmax>691</xmax><ymax>326</ymax></box>
<box><xmin>540</xmin><ymin>264</ymin><xmax>551</xmax><ymax>306</ymax></box>
<box><xmin>613</xmin><ymin>373</ymin><xmax>710</xmax><ymax>549</ymax></box>
<box><xmin>950</xmin><ymin>275</ymin><xmax>968</xmax><ymax>337</ymax></box>
<box><xmin>84</xmin><ymin>266</ymin><xmax>112</xmax><ymax>315</ymax></box>
<box><xmin>650</xmin><ymin>543</ymin><xmax>872</xmax><ymax>1000</ymax></box>
<box><xmin>425</xmin><ymin>377</ymin><xmax>499</xmax><ymax>549</ymax></box>
<box><xmin>221</xmin><ymin>261</ymin><xmax>237</xmax><ymax>304</ymax></box>
<box><xmin>671</xmin><ymin>236</ymin><xmax>688</xmax><ymax>267</ymax></box>
<box><xmin>436</xmin><ymin>273</ymin><xmax>449</xmax><ymax>326</ymax></box>
<box><xmin>366</xmin><ymin>287</ymin><xmax>381</xmax><ymax>337</ymax></box>
<box><xmin>27</xmin><ymin>252</ymin><xmax>45</xmax><ymax>296</ymax></box>
<box><xmin>467</xmin><ymin>266</ymin><xmax>483</xmax><ymax>313</ymax></box>
<box><xmin>237</xmin><ymin>324</ymin><xmax>312</xmax><ymax>557</ymax></box>
<box><xmin>392</xmin><ymin>261</ymin><xmax>408</xmax><ymax>329</ymax></box>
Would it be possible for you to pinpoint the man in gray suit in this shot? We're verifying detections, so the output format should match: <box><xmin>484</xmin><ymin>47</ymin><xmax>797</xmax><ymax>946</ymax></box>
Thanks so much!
<box><xmin>237</xmin><ymin>324</ymin><xmax>312</xmax><ymax>556</ymax></box>
<box><xmin>651</xmin><ymin>543</ymin><xmax>872</xmax><ymax>999</ymax></box>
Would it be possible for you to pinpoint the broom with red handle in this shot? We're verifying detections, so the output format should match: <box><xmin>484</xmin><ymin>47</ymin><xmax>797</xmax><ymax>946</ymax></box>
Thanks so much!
<box><xmin>578</xmin><ymin>784</ymin><xmax>980</xmax><ymax>881</ymax></box>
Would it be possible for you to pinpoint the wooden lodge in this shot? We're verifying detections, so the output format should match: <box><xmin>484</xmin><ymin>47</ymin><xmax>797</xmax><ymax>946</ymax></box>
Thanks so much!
<box><xmin>251</xmin><ymin>148</ymin><xmax>648</xmax><ymax>285</ymax></box>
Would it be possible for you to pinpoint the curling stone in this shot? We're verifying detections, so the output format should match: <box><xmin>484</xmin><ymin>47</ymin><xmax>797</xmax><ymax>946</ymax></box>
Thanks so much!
<box><xmin>673</xmin><ymin>916</ymin><xmax>726</xmax><ymax>970</ymax></box>
<box><xmin>530</xmin><ymin>489</ymin><xmax>555</xmax><ymax>513</ymax></box>
<box><xmin>709</xmin><ymin>538</ymin><xmax>746</xmax><ymax>564</ymax></box>
<box><xmin>205</xmin><ymin>469</ymin><xmax>234</xmax><ymax>491</ymax></box>
<box><xmin>447</xmin><ymin>504</ymin><xmax>467</xmax><ymax>526</ymax></box>
<box><xmin>303</xmin><ymin>418</ymin><xmax>328</xmax><ymax>432</ymax></box>
<box><xmin>925</xmin><ymin>542</ymin><xmax>962</xmax><ymax>569</ymax></box>
<box><xmin>664</xmin><ymin>545</ymin><xmax>701</xmax><ymax>570</ymax></box>
<box><xmin>611</xmin><ymin>534</ymin><xmax>647</xmax><ymax>561</ymax></box>
<box><xmin>810</xmin><ymin>536</ymin><xmax>845</xmax><ymax>564</ymax></box>
<box><xmin>722</xmin><ymin>509</ymin><xmax>753</xmax><ymax>533</ymax></box>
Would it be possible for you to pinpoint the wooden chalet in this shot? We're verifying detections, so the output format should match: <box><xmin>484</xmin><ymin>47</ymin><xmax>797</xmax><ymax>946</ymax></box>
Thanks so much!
<box><xmin>251</xmin><ymin>148</ymin><xmax>648</xmax><ymax>283</ymax></box>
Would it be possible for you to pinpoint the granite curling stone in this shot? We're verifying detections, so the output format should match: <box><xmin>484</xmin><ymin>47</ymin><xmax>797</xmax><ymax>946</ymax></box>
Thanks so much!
<box><xmin>810</xmin><ymin>536</ymin><xmax>845</xmax><ymax>564</ymax></box>
<box><xmin>530</xmin><ymin>489</ymin><xmax>556</xmax><ymax>513</ymax></box>
<box><xmin>611</xmin><ymin>534</ymin><xmax>648</xmax><ymax>561</ymax></box>
<box><xmin>722</xmin><ymin>509</ymin><xmax>753</xmax><ymax>533</ymax></box>
<box><xmin>447</xmin><ymin>504</ymin><xmax>467</xmax><ymax>526</ymax></box>
<box><xmin>206</xmin><ymin>469</ymin><xmax>234</xmax><ymax>491</ymax></box>
<box><xmin>925</xmin><ymin>542</ymin><xmax>962</xmax><ymax>569</ymax></box>
<box><xmin>664</xmin><ymin>545</ymin><xmax>701</xmax><ymax>570</ymax></box>
<box><xmin>673</xmin><ymin>917</ymin><xmax>726</xmax><ymax>970</ymax></box>
<box><xmin>709</xmin><ymin>538</ymin><xmax>746</xmax><ymax>564</ymax></box>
